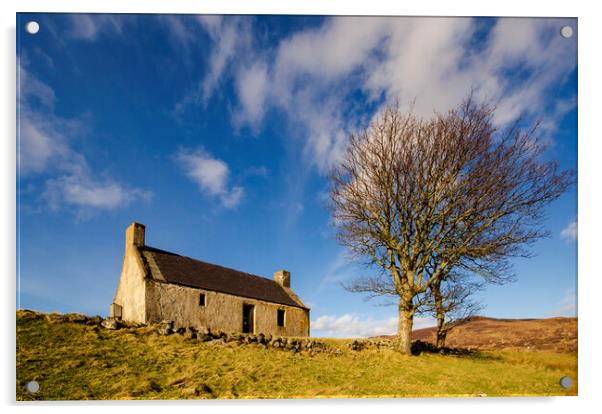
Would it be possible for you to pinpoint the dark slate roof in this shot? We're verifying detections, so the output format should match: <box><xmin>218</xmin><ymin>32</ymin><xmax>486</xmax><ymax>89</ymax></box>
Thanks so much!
<box><xmin>139</xmin><ymin>246</ymin><xmax>307</xmax><ymax>309</ymax></box>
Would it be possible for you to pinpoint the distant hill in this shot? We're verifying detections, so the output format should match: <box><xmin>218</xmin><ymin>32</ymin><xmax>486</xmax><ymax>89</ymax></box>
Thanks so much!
<box><xmin>409</xmin><ymin>316</ymin><xmax>577</xmax><ymax>352</ymax></box>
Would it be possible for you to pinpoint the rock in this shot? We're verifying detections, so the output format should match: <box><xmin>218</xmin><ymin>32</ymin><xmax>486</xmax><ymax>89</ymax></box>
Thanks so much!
<box><xmin>258</xmin><ymin>343</ymin><xmax>267</xmax><ymax>350</ymax></box>
<box><xmin>185</xmin><ymin>327</ymin><xmax>197</xmax><ymax>340</ymax></box>
<box><xmin>211</xmin><ymin>330</ymin><xmax>225</xmax><ymax>339</ymax></box>
<box><xmin>45</xmin><ymin>313</ymin><xmax>68</xmax><ymax>323</ymax></box>
<box><xmin>65</xmin><ymin>313</ymin><xmax>88</xmax><ymax>324</ymax></box>
<box><xmin>157</xmin><ymin>320</ymin><xmax>174</xmax><ymax>335</ymax></box>
<box><xmin>157</xmin><ymin>326</ymin><xmax>173</xmax><ymax>335</ymax></box>
<box><xmin>175</xmin><ymin>327</ymin><xmax>186</xmax><ymax>335</ymax></box>
<box><xmin>265</xmin><ymin>334</ymin><xmax>272</xmax><ymax>343</ymax></box>
<box><xmin>86</xmin><ymin>316</ymin><xmax>103</xmax><ymax>326</ymax></box>
<box><xmin>257</xmin><ymin>333</ymin><xmax>265</xmax><ymax>344</ymax></box>
<box><xmin>101</xmin><ymin>318</ymin><xmax>119</xmax><ymax>330</ymax></box>
<box><xmin>199</xmin><ymin>333</ymin><xmax>213</xmax><ymax>342</ymax></box>
<box><xmin>208</xmin><ymin>338</ymin><xmax>227</xmax><ymax>347</ymax></box>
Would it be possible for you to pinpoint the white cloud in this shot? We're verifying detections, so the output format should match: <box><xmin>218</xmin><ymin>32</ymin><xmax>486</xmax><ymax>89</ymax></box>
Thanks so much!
<box><xmin>19</xmin><ymin>117</ymin><xmax>56</xmax><ymax>174</ymax></box>
<box><xmin>44</xmin><ymin>174</ymin><xmax>152</xmax><ymax>212</ymax></box>
<box><xmin>67</xmin><ymin>14</ymin><xmax>124</xmax><ymax>41</ymax></box>
<box><xmin>18</xmin><ymin>63</ymin><xmax>152</xmax><ymax>216</ymax></box>
<box><xmin>194</xmin><ymin>17</ymin><xmax>576</xmax><ymax>173</ymax></box>
<box><xmin>196</xmin><ymin>16</ymin><xmax>251</xmax><ymax>103</ymax></box>
<box><xmin>175</xmin><ymin>147</ymin><xmax>244</xmax><ymax>209</ymax></box>
<box><xmin>561</xmin><ymin>220</ymin><xmax>578</xmax><ymax>241</ymax></box>
<box><xmin>312</xmin><ymin>313</ymin><xmax>436</xmax><ymax>338</ymax></box>
<box><xmin>234</xmin><ymin>60</ymin><xmax>270</xmax><ymax>128</ymax></box>
<box><xmin>220</xmin><ymin>186</ymin><xmax>244</xmax><ymax>209</ymax></box>
<box><xmin>20</xmin><ymin>65</ymin><xmax>56</xmax><ymax>108</ymax></box>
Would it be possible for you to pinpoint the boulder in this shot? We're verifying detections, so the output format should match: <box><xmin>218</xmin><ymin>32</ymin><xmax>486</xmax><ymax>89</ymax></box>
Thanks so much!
<box><xmin>185</xmin><ymin>327</ymin><xmax>197</xmax><ymax>340</ymax></box>
<box><xmin>86</xmin><ymin>316</ymin><xmax>103</xmax><ymax>326</ymax></box>
<box><xmin>208</xmin><ymin>338</ymin><xmax>227</xmax><ymax>347</ymax></box>
<box><xmin>348</xmin><ymin>340</ymin><xmax>364</xmax><ymax>351</ymax></box>
<box><xmin>199</xmin><ymin>333</ymin><xmax>213</xmax><ymax>342</ymax></box>
<box><xmin>157</xmin><ymin>320</ymin><xmax>174</xmax><ymax>335</ymax></box>
<box><xmin>101</xmin><ymin>318</ymin><xmax>120</xmax><ymax>330</ymax></box>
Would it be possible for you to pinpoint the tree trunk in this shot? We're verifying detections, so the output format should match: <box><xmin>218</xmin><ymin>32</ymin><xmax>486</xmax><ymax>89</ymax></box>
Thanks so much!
<box><xmin>433</xmin><ymin>281</ymin><xmax>446</xmax><ymax>350</ymax></box>
<box><xmin>435</xmin><ymin>324</ymin><xmax>447</xmax><ymax>349</ymax></box>
<box><xmin>397</xmin><ymin>300</ymin><xmax>414</xmax><ymax>355</ymax></box>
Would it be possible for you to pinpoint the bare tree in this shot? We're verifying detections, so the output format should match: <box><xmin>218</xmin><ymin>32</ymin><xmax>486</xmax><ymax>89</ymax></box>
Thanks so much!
<box><xmin>329</xmin><ymin>98</ymin><xmax>574</xmax><ymax>354</ymax></box>
<box><xmin>427</xmin><ymin>272</ymin><xmax>484</xmax><ymax>349</ymax></box>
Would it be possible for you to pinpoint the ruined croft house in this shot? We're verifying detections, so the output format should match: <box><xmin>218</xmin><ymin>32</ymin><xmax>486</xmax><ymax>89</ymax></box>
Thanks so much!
<box><xmin>110</xmin><ymin>222</ymin><xmax>310</xmax><ymax>337</ymax></box>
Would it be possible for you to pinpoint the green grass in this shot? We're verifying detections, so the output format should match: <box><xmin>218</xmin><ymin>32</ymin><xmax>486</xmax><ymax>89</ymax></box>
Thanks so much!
<box><xmin>16</xmin><ymin>311</ymin><xmax>577</xmax><ymax>400</ymax></box>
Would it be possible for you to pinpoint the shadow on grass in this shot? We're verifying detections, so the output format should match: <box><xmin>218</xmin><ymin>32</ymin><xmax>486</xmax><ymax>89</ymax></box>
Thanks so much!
<box><xmin>411</xmin><ymin>340</ymin><xmax>500</xmax><ymax>361</ymax></box>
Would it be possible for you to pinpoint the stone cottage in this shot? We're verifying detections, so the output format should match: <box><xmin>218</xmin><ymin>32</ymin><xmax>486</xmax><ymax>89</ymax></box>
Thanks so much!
<box><xmin>109</xmin><ymin>222</ymin><xmax>310</xmax><ymax>337</ymax></box>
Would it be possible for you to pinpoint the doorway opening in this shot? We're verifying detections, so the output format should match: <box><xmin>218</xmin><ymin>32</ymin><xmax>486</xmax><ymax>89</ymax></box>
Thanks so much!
<box><xmin>242</xmin><ymin>304</ymin><xmax>255</xmax><ymax>334</ymax></box>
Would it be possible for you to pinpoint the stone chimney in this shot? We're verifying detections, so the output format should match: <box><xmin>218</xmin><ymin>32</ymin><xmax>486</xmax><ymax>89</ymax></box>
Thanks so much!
<box><xmin>274</xmin><ymin>270</ymin><xmax>291</xmax><ymax>288</ymax></box>
<box><xmin>125</xmin><ymin>222</ymin><xmax>145</xmax><ymax>248</ymax></box>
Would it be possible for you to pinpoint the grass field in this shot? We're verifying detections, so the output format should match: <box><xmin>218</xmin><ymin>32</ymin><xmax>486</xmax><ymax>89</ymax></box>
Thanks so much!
<box><xmin>16</xmin><ymin>311</ymin><xmax>577</xmax><ymax>400</ymax></box>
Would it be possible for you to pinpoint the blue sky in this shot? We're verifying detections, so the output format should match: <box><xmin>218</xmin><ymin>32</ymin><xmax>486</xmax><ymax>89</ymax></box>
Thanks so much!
<box><xmin>16</xmin><ymin>14</ymin><xmax>577</xmax><ymax>337</ymax></box>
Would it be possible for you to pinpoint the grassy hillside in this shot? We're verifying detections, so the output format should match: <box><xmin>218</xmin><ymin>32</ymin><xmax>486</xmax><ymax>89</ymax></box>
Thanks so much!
<box><xmin>16</xmin><ymin>311</ymin><xmax>577</xmax><ymax>400</ymax></box>
<box><xmin>411</xmin><ymin>316</ymin><xmax>577</xmax><ymax>352</ymax></box>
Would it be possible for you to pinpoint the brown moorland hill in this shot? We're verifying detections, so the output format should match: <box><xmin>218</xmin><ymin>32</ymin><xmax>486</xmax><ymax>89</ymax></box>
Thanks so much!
<box><xmin>408</xmin><ymin>316</ymin><xmax>577</xmax><ymax>352</ymax></box>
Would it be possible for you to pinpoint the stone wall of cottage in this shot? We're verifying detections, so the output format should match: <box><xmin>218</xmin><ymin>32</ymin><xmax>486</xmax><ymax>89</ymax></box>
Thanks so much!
<box><xmin>145</xmin><ymin>280</ymin><xmax>310</xmax><ymax>337</ymax></box>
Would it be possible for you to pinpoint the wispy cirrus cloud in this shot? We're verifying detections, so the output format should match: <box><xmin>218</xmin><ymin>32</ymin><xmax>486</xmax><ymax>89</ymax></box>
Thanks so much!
<box><xmin>187</xmin><ymin>17</ymin><xmax>576</xmax><ymax>172</ymax></box>
<box><xmin>549</xmin><ymin>288</ymin><xmax>577</xmax><ymax>317</ymax></box>
<box><xmin>175</xmin><ymin>147</ymin><xmax>244</xmax><ymax>209</ymax></box>
<box><xmin>18</xmin><ymin>62</ymin><xmax>152</xmax><ymax>217</ymax></box>
<box><xmin>67</xmin><ymin>14</ymin><xmax>125</xmax><ymax>41</ymax></box>
<box><xmin>196</xmin><ymin>15</ymin><xmax>253</xmax><ymax>104</ymax></box>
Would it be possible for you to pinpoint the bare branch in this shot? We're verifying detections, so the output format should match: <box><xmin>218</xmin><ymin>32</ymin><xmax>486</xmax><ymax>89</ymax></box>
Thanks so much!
<box><xmin>328</xmin><ymin>96</ymin><xmax>575</xmax><ymax>354</ymax></box>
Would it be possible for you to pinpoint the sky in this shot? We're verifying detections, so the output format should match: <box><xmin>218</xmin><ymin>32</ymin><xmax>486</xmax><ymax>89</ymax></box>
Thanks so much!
<box><xmin>16</xmin><ymin>14</ymin><xmax>577</xmax><ymax>338</ymax></box>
